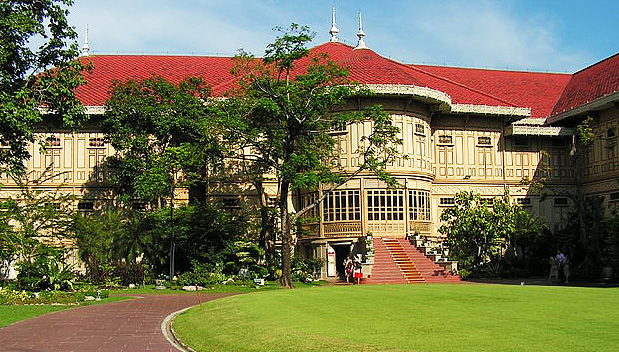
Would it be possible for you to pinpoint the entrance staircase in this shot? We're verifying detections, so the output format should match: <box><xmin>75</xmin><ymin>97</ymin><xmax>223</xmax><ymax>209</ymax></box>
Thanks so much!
<box><xmin>364</xmin><ymin>237</ymin><xmax>461</xmax><ymax>284</ymax></box>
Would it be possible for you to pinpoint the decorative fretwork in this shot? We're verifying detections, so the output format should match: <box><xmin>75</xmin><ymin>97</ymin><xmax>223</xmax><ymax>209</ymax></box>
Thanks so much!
<box><xmin>323</xmin><ymin>221</ymin><xmax>362</xmax><ymax>237</ymax></box>
<box><xmin>409</xmin><ymin>221</ymin><xmax>431</xmax><ymax>233</ymax></box>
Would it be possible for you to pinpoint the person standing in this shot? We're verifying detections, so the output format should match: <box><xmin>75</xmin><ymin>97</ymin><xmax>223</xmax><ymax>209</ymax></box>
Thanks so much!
<box><xmin>344</xmin><ymin>256</ymin><xmax>353</xmax><ymax>284</ymax></box>
<box><xmin>563</xmin><ymin>255</ymin><xmax>571</xmax><ymax>284</ymax></box>
<box><xmin>549</xmin><ymin>256</ymin><xmax>559</xmax><ymax>283</ymax></box>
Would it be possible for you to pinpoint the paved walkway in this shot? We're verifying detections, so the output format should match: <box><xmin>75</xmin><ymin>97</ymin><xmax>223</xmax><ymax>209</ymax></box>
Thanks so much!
<box><xmin>0</xmin><ymin>293</ymin><xmax>233</xmax><ymax>352</ymax></box>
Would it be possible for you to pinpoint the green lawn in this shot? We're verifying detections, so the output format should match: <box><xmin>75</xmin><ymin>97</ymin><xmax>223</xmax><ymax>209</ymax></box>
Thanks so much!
<box><xmin>173</xmin><ymin>284</ymin><xmax>619</xmax><ymax>352</ymax></box>
<box><xmin>0</xmin><ymin>305</ymin><xmax>68</xmax><ymax>328</ymax></box>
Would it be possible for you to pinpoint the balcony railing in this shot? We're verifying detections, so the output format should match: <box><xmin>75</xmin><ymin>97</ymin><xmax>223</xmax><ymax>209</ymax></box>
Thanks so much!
<box><xmin>324</xmin><ymin>221</ymin><xmax>362</xmax><ymax>237</ymax></box>
<box><xmin>409</xmin><ymin>220</ymin><xmax>431</xmax><ymax>233</ymax></box>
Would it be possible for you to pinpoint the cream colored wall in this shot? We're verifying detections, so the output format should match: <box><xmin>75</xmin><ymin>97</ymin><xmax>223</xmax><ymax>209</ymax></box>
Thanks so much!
<box><xmin>582</xmin><ymin>106</ymin><xmax>619</xmax><ymax>213</ymax></box>
<box><xmin>0</xmin><ymin>130</ymin><xmax>114</xmax><ymax>190</ymax></box>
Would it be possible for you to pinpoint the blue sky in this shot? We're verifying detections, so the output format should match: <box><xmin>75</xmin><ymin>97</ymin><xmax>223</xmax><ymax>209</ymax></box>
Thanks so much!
<box><xmin>67</xmin><ymin>0</ymin><xmax>618</xmax><ymax>73</ymax></box>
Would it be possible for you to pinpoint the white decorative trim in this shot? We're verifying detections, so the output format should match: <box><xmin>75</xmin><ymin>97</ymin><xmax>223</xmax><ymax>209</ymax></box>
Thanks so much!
<box><xmin>505</xmin><ymin>124</ymin><xmax>575</xmax><ymax>136</ymax></box>
<box><xmin>513</xmin><ymin>118</ymin><xmax>546</xmax><ymax>125</ymax></box>
<box><xmin>39</xmin><ymin>106</ymin><xmax>105</xmax><ymax>115</ymax></box>
<box><xmin>546</xmin><ymin>91</ymin><xmax>619</xmax><ymax>124</ymax></box>
<box><xmin>451</xmin><ymin>104</ymin><xmax>531</xmax><ymax>117</ymax></box>
<box><xmin>365</xmin><ymin>84</ymin><xmax>452</xmax><ymax>110</ymax></box>
<box><xmin>365</xmin><ymin>84</ymin><xmax>531</xmax><ymax>117</ymax></box>
<box><xmin>84</xmin><ymin>106</ymin><xmax>106</xmax><ymax>115</ymax></box>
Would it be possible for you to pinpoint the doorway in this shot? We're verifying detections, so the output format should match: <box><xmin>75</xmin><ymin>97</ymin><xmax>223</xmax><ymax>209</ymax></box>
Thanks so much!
<box><xmin>332</xmin><ymin>243</ymin><xmax>351</xmax><ymax>279</ymax></box>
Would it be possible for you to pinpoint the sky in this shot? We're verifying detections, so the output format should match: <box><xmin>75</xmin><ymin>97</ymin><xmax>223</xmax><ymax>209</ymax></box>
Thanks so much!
<box><xmin>67</xmin><ymin>0</ymin><xmax>618</xmax><ymax>73</ymax></box>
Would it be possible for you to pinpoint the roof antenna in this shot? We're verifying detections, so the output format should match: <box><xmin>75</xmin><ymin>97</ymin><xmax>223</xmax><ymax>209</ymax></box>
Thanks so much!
<box><xmin>82</xmin><ymin>24</ymin><xmax>90</xmax><ymax>56</ymax></box>
<box><xmin>354</xmin><ymin>11</ymin><xmax>367</xmax><ymax>50</ymax></box>
<box><xmin>329</xmin><ymin>6</ymin><xmax>339</xmax><ymax>42</ymax></box>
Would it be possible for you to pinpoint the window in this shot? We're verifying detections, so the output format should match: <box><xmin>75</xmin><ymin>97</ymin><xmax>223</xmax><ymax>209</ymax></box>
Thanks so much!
<box><xmin>88</xmin><ymin>137</ymin><xmax>106</xmax><ymax>148</ymax></box>
<box><xmin>607</xmin><ymin>128</ymin><xmax>616</xmax><ymax>139</ymax></box>
<box><xmin>415</xmin><ymin>124</ymin><xmax>425</xmax><ymax>135</ymax></box>
<box><xmin>323</xmin><ymin>190</ymin><xmax>360</xmax><ymax>222</ymax></box>
<box><xmin>367</xmin><ymin>190</ymin><xmax>404</xmax><ymax>221</ymax></box>
<box><xmin>554</xmin><ymin>198</ymin><xmax>568</xmax><ymax>207</ymax></box>
<box><xmin>77</xmin><ymin>201</ymin><xmax>94</xmax><ymax>211</ymax></box>
<box><xmin>439</xmin><ymin>197</ymin><xmax>455</xmax><ymax>206</ymax></box>
<box><xmin>517</xmin><ymin>198</ymin><xmax>531</xmax><ymax>206</ymax></box>
<box><xmin>477</xmin><ymin>136</ymin><xmax>492</xmax><ymax>147</ymax></box>
<box><xmin>438</xmin><ymin>135</ymin><xmax>453</xmax><ymax>145</ymax></box>
<box><xmin>409</xmin><ymin>190</ymin><xmax>430</xmax><ymax>221</ymax></box>
<box><xmin>610</xmin><ymin>192</ymin><xmax>619</xmax><ymax>202</ymax></box>
<box><xmin>330</xmin><ymin>122</ymin><xmax>347</xmax><ymax>134</ymax></box>
<box><xmin>46</xmin><ymin>136</ymin><xmax>61</xmax><ymax>148</ymax></box>
<box><xmin>222</xmin><ymin>198</ymin><xmax>240</xmax><ymax>208</ymax></box>
<box><xmin>301</xmin><ymin>193</ymin><xmax>319</xmax><ymax>219</ymax></box>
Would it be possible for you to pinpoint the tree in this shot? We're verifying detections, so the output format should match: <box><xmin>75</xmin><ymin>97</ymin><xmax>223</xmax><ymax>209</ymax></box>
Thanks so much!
<box><xmin>0</xmin><ymin>0</ymin><xmax>89</xmax><ymax>170</ymax></box>
<box><xmin>0</xmin><ymin>169</ymin><xmax>76</xmax><ymax>282</ymax></box>
<box><xmin>522</xmin><ymin>116</ymin><xmax>606</xmax><ymax>276</ymax></box>
<box><xmin>102</xmin><ymin>75</ymin><xmax>220</xmax><ymax>206</ymax></box>
<box><xmin>223</xmin><ymin>24</ymin><xmax>401</xmax><ymax>288</ymax></box>
<box><xmin>439</xmin><ymin>191</ymin><xmax>531</xmax><ymax>272</ymax></box>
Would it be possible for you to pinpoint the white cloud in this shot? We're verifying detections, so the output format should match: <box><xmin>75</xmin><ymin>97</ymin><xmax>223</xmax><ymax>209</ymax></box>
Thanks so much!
<box><xmin>67</xmin><ymin>0</ymin><xmax>593</xmax><ymax>72</ymax></box>
<box><xmin>392</xmin><ymin>1</ymin><xmax>587</xmax><ymax>71</ymax></box>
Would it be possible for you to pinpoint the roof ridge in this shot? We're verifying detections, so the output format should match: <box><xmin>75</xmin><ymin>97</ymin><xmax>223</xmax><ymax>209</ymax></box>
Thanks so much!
<box><xmin>571</xmin><ymin>51</ymin><xmax>619</xmax><ymax>76</ymax></box>
<box><xmin>405</xmin><ymin>64</ymin><xmax>520</xmax><ymax>107</ymax></box>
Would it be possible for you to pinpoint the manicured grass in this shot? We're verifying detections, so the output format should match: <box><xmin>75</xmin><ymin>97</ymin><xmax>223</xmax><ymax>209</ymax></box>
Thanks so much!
<box><xmin>174</xmin><ymin>284</ymin><xmax>619</xmax><ymax>352</ymax></box>
<box><xmin>0</xmin><ymin>296</ymin><xmax>130</xmax><ymax>328</ymax></box>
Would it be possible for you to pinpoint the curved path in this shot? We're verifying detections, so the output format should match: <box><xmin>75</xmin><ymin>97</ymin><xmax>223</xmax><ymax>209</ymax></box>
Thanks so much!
<box><xmin>0</xmin><ymin>293</ymin><xmax>233</xmax><ymax>352</ymax></box>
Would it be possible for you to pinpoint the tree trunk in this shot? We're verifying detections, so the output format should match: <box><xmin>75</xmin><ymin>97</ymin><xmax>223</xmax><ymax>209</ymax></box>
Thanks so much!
<box><xmin>279</xmin><ymin>180</ymin><xmax>293</xmax><ymax>288</ymax></box>
<box><xmin>574</xmin><ymin>143</ymin><xmax>591</xmax><ymax>275</ymax></box>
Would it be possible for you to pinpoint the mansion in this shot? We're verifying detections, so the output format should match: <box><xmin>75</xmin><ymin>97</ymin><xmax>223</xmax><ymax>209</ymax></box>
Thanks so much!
<box><xmin>4</xmin><ymin>22</ymin><xmax>618</xmax><ymax>279</ymax></box>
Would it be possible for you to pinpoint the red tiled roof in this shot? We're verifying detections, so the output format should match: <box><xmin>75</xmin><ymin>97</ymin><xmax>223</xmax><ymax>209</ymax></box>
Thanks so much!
<box><xmin>74</xmin><ymin>42</ymin><xmax>615</xmax><ymax>120</ymax></box>
<box><xmin>76</xmin><ymin>55</ymin><xmax>236</xmax><ymax>106</ymax></box>
<box><xmin>550</xmin><ymin>53</ymin><xmax>619</xmax><ymax>116</ymax></box>
<box><xmin>410</xmin><ymin>65</ymin><xmax>571</xmax><ymax>118</ymax></box>
<box><xmin>309</xmin><ymin>43</ymin><xmax>519</xmax><ymax>108</ymax></box>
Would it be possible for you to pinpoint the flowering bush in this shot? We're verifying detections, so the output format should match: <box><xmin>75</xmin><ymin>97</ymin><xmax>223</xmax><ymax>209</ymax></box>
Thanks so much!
<box><xmin>0</xmin><ymin>286</ymin><xmax>108</xmax><ymax>305</ymax></box>
<box><xmin>0</xmin><ymin>287</ymin><xmax>32</xmax><ymax>304</ymax></box>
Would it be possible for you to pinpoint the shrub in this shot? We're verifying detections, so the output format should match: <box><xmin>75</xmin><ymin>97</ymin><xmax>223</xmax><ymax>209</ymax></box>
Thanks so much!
<box><xmin>15</xmin><ymin>251</ymin><xmax>75</xmax><ymax>291</ymax></box>
<box><xmin>114</xmin><ymin>262</ymin><xmax>149</xmax><ymax>286</ymax></box>
<box><xmin>0</xmin><ymin>286</ymin><xmax>105</xmax><ymax>305</ymax></box>
<box><xmin>292</xmin><ymin>256</ymin><xmax>325</xmax><ymax>281</ymax></box>
<box><xmin>176</xmin><ymin>261</ymin><xmax>228</xmax><ymax>286</ymax></box>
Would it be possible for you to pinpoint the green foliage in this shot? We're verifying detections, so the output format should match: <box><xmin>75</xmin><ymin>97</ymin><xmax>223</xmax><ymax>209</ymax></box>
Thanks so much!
<box><xmin>220</xmin><ymin>241</ymin><xmax>264</xmax><ymax>276</ymax></box>
<box><xmin>176</xmin><ymin>261</ymin><xmax>228</xmax><ymax>287</ymax></box>
<box><xmin>113</xmin><ymin>262</ymin><xmax>149</xmax><ymax>286</ymax></box>
<box><xmin>15</xmin><ymin>247</ymin><xmax>75</xmax><ymax>291</ymax></box>
<box><xmin>102</xmin><ymin>75</ymin><xmax>221</xmax><ymax>206</ymax></box>
<box><xmin>224</xmin><ymin>24</ymin><xmax>402</xmax><ymax>287</ymax></box>
<box><xmin>551</xmin><ymin>196</ymin><xmax>619</xmax><ymax>277</ymax></box>
<box><xmin>0</xmin><ymin>286</ymin><xmax>110</xmax><ymax>305</ymax></box>
<box><xmin>291</xmin><ymin>256</ymin><xmax>325</xmax><ymax>281</ymax></box>
<box><xmin>0</xmin><ymin>0</ymin><xmax>89</xmax><ymax>169</ymax></box>
<box><xmin>0</xmin><ymin>170</ymin><xmax>76</xmax><ymax>280</ymax></box>
<box><xmin>576</xmin><ymin>116</ymin><xmax>595</xmax><ymax>148</ymax></box>
<box><xmin>439</xmin><ymin>190</ymin><xmax>546</xmax><ymax>275</ymax></box>
<box><xmin>71</xmin><ymin>202</ymin><xmax>250</xmax><ymax>281</ymax></box>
